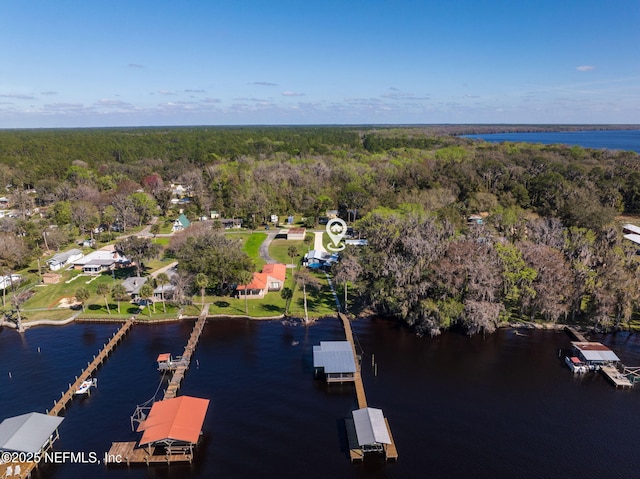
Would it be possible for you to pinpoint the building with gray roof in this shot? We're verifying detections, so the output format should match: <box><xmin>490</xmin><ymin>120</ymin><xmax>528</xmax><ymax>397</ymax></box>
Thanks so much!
<box><xmin>313</xmin><ymin>341</ymin><xmax>356</xmax><ymax>382</ymax></box>
<box><xmin>0</xmin><ymin>412</ymin><xmax>64</xmax><ymax>454</ymax></box>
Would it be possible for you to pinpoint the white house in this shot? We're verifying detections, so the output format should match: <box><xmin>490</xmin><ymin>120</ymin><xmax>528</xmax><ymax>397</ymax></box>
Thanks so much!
<box><xmin>46</xmin><ymin>249</ymin><xmax>84</xmax><ymax>271</ymax></box>
<box><xmin>73</xmin><ymin>247</ymin><xmax>128</xmax><ymax>275</ymax></box>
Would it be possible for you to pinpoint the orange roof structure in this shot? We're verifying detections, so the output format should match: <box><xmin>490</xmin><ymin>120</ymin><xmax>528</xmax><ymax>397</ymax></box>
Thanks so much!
<box><xmin>137</xmin><ymin>396</ymin><xmax>210</xmax><ymax>446</ymax></box>
<box><xmin>157</xmin><ymin>353</ymin><xmax>171</xmax><ymax>362</ymax></box>
<box><xmin>237</xmin><ymin>263</ymin><xmax>286</xmax><ymax>291</ymax></box>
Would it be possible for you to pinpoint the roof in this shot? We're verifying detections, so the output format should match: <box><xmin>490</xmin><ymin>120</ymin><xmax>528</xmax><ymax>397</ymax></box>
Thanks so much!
<box><xmin>123</xmin><ymin>276</ymin><xmax>148</xmax><ymax>294</ymax></box>
<box><xmin>313</xmin><ymin>341</ymin><xmax>356</xmax><ymax>374</ymax></box>
<box><xmin>623</xmin><ymin>223</ymin><xmax>640</xmax><ymax>235</ymax></box>
<box><xmin>74</xmin><ymin>249</ymin><xmax>126</xmax><ymax>266</ymax></box>
<box><xmin>138</xmin><ymin>396</ymin><xmax>210</xmax><ymax>446</ymax></box>
<box><xmin>0</xmin><ymin>413</ymin><xmax>64</xmax><ymax>453</ymax></box>
<box><xmin>352</xmin><ymin>408</ymin><xmax>391</xmax><ymax>446</ymax></box>
<box><xmin>237</xmin><ymin>264</ymin><xmax>286</xmax><ymax>291</ymax></box>
<box><xmin>287</xmin><ymin>227</ymin><xmax>306</xmax><ymax>235</ymax></box>
<box><xmin>157</xmin><ymin>353</ymin><xmax>171</xmax><ymax>362</ymax></box>
<box><xmin>175</xmin><ymin>213</ymin><xmax>191</xmax><ymax>228</ymax></box>
<box><xmin>623</xmin><ymin>233</ymin><xmax>640</xmax><ymax>246</ymax></box>
<box><xmin>47</xmin><ymin>248</ymin><xmax>83</xmax><ymax>265</ymax></box>
<box><xmin>262</xmin><ymin>263</ymin><xmax>286</xmax><ymax>282</ymax></box>
<box><xmin>571</xmin><ymin>342</ymin><xmax>620</xmax><ymax>362</ymax></box>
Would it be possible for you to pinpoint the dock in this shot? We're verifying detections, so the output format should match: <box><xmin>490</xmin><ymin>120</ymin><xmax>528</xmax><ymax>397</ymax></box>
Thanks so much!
<box><xmin>105</xmin><ymin>441</ymin><xmax>194</xmax><ymax>466</ymax></box>
<box><xmin>107</xmin><ymin>307</ymin><xmax>210</xmax><ymax>466</ymax></box>
<box><xmin>564</xmin><ymin>326</ymin><xmax>588</xmax><ymax>342</ymax></box>
<box><xmin>8</xmin><ymin>319</ymin><xmax>134</xmax><ymax>479</ymax></box>
<box><xmin>163</xmin><ymin>305</ymin><xmax>208</xmax><ymax>400</ymax></box>
<box><xmin>601</xmin><ymin>365</ymin><xmax>634</xmax><ymax>389</ymax></box>
<box><xmin>338</xmin><ymin>313</ymin><xmax>397</xmax><ymax>462</ymax></box>
<box><xmin>48</xmin><ymin>318</ymin><xmax>134</xmax><ymax>416</ymax></box>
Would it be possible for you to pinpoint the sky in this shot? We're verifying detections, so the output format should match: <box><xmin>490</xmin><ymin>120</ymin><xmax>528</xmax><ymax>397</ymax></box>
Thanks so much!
<box><xmin>0</xmin><ymin>0</ymin><xmax>639</xmax><ymax>128</ymax></box>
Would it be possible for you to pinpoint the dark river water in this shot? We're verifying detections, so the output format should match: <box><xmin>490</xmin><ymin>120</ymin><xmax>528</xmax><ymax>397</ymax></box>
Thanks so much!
<box><xmin>1</xmin><ymin>318</ymin><xmax>640</xmax><ymax>479</ymax></box>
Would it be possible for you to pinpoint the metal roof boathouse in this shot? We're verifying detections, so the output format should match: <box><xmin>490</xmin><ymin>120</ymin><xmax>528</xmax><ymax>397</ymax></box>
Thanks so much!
<box><xmin>313</xmin><ymin>341</ymin><xmax>357</xmax><ymax>383</ymax></box>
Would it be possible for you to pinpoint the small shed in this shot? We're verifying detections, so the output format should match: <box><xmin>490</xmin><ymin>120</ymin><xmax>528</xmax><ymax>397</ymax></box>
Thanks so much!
<box><xmin>286</xmin><ymin>228</ymin><xmax>306</xmax><ymax>241</ymax></box>
<box><xmin>313</xmin><ymin>341</ymin><xmax>356</xmax><ymax>382</ymax></box>
<box><xmin>137</xmin><ymin>396</ymin><xmax>209</xmax><ymax>454</ymax></box>
<box><xmin>42</xmin><ymin>272</ymin><xmax>61</xmax><ymax>284</ymax></box>
<box><xmin>0</xmin><ymin>412</ymin><xmax>64</xmax><ymax>454</ymax></box>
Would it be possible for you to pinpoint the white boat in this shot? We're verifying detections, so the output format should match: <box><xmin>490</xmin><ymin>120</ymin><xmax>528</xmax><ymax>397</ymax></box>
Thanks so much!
<box><xmin>75</xmin><ymin>378</ymin><xmax>97</xmax><ymax>395</ymax></box>
<box><xmin>565</xmin><ymin>356</ymin><xmax>588</xmax><ymax>374</ymax></box>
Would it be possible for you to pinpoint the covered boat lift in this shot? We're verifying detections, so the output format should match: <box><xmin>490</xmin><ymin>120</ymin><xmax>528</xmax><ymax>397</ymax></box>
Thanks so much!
<box><xmin>313</xmin><ymin>341</ymin><xmax>357</xmax><ymax>383</ymax></box>
<box><xmin>346</xmin><ymin>407</ymin><xmax>394</xmax><ymax>461</ymax></box>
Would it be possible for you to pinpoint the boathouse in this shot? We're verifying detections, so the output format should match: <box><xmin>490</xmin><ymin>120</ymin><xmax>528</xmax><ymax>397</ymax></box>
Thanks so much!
<box><xmin>137</xmin><ymin>396</ymin><xmax>209</xmax><ymax>456</ymax></box>
<box><xmin>347</xmin><ymin>407</ymin><xmax>392</xmax><ymax>454</ymax></box>
<box><xmin>313</xmin><ymin>341</ymin><xmax>357</xmax><ymax>382</ymax></box>
<box><xmin>571</xmin><ymin>342</ymin><xmax>620</xmax><ymax>367</ymax></box>
<box><xmin>0</xmin><ymin>412</ymin><xmax>64</xmax><ymax>456</ymax></box>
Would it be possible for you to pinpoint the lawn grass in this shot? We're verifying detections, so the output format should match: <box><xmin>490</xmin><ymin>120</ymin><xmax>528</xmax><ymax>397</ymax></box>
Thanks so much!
<box><xmin>242</xmin><ymin>232</ymin><xmax>267</xmax><ymax>270</ymax></box>
<box><xmin>268</xmin><ymin>238</ymin><xmax>307</xmax><ymax>267</ymax></box>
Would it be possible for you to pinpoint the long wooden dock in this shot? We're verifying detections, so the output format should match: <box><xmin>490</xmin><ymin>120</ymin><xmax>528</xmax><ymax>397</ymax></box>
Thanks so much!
<box><xmin>601</xmin><ymin>365</ymin><xmax>634</xmax><ymax>389</ymax></box>
<box><xmin>564</xmin><ymin>326</ymin><xmax>588</xmax><ymax>342</ymax></box>
<box><xmin>48</xmin><ymin>318</ymin><xmax>134</xmax><ymax>416</ymax></box>
<box><xmin>338</xmin><ymin>313</ymin><xmax>397</xmax><ymax>462</ymax></box>
<box><xmin>163</xmin><ymin>305</ymin><xmax>208</xmax><ymax>400</ymax></box>
<box><xmin>10</xmin><ymin>319</ymin><xmax>134</xmax><ymax>479</ymax></box>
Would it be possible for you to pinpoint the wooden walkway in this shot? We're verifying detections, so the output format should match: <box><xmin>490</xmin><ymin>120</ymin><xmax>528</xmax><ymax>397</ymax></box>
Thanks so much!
<box><xmin>48</xmin><ymin>318</ymin><xmax>134</xmax><ymax>416</ymax></box>
<box><xmin>601</xmin><ymin>365</ymin><xmax>634</xmax><ymax>389</ymax></box>
<box><xmin>164</xmin><ymin>304</ymin><xmax>209</xmax><ymax>400</ymax></box>
<box><xmin>564</xmin><ymin>326</ymin><xmax>588</xmax><ymax>342</ymax></box>
<box><xmin>338</xmin><ymin>313</ymin><xmax>397</xmax><ymax>462</ymax></box>
<box><xmin>9</xmin><ymin>319</ymin><xmax>134</xmax><ymax>478</ymax></box>
<box><xmin>105</xmin><ymin>441</ymin><xmax>194</xmax><ymax>466</ymax></box>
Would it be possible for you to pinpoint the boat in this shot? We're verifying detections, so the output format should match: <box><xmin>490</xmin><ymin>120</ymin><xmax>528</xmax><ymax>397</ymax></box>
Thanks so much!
<box><xmin>565</xmin><ymin>356</ymin><xmax>588</xmax><ymax>374</ymax></box>
<box><xmin>75</xmin><ymin>378</ymin><xmax>97</xmax><ymax>395</ymax></box>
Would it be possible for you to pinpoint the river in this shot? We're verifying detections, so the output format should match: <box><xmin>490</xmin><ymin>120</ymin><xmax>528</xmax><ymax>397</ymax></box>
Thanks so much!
<box><xmin>463</xmin><ymin>129</ymin><xmax>640</xmax><ymax>153</ymax></box>
<box><xmin>1</xmin><ymin>318</ymin><xmax>639</xmax><ymax>478</ymax></box>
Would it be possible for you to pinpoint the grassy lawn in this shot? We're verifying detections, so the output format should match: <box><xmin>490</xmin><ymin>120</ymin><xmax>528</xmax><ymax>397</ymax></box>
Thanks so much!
<box><xmin>268</xmin><ymin>238</ymin><xmax>308</xmax><ymax>267</ymax></box>
<box><xmin>184</xmin><ymin>266</ymin><xmax>338</xmax><ymax>319</ymax></box>
<box><xmin>241</xmin><ymin>232</ymin><xmax>267</xmax><ymax>270</ymax></box>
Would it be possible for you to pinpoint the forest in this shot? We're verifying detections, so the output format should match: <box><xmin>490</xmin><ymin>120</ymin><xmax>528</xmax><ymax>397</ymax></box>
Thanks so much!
<box><xmin>0</xmin><ymin>125</ymin><xmax>639</xmax><ymax>334</ymax></box>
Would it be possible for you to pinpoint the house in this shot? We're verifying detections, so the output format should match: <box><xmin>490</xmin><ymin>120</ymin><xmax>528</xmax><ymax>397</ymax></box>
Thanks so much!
<box><xmin>153</xmin><ymin>266</ymin><xmax>177</xmax><ymax>300</ymax></box>
<box><xmin>220</xmin><ymin>218</ymin><xmax>242</xmax><ymax>229</ymax></box>
<box><xmin>270</xmin><ymin>214</ymin><xmax>279</xmax><ymax>223</ymax></box>
<box><xmin>46</xmin><ymin>249</ymin><xmax>84</xmax><ymax>271</ymax></box>
<box><xmin>236</xmin><ymin>263</ymin><xmax>286</xmax><ymax>299</ymax></box>
<box><xmin>122</xmin><ymin>276</ymin><xmax>148</xmax><ymax>299</ymax></box>
<box><xmin>326</xmin><ymin>209</ymin><xmax>339</xmax><ymax>219</ymax></box>
<box><xmin>0</xmin><ymin>274</ymin><xmax>21</xmax><ymax>290</ymax></box>
<box><xmin>172</xmin><ymin>213</ymin><xmax>191</xmax><ymax>232</ymax></box>
<box><xmin>468</xmin><ymin>214</ymin><xmax>484</xmax><ymax>225</ymax></box>
<box><xmin>210</xmin><ymin>210</ymin><xmax>220</xmax><ymax>219</ymax></box>
<box><xmin>623</xmin><ymin>224</ymin><xmax>640</xmax><ymax>246</ymax></box>
<box><xmin>313</xmin><ymin>341</ymin><xmax>357</xmax><ymax>382</ymax></box>
<box><xmin>73</xmin><ymin>246</ymin><xmax>128</xmax><ymax>275</ymax></box>
<box><xmin>304</xmin><ymin>250</ymin><xmax>338</xmax><ymax>269</ymax></box>
<box><xmin>285</xmin><ymin>227</ymin><xmax>306</xmax><ymax>241</ymax></box>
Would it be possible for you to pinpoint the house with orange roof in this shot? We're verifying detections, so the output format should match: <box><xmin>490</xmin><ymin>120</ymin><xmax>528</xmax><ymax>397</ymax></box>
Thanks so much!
<box><xmin>236</xmin><ymin>263</ymin><xmax>286</xmax><ymax>299</ymax></box>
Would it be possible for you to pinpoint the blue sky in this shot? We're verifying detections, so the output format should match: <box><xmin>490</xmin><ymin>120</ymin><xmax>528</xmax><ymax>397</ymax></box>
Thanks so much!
<box><xmin>1</xmin><ymin>0</ymin><xmax>638</xmax><ymax>127</ymax></box>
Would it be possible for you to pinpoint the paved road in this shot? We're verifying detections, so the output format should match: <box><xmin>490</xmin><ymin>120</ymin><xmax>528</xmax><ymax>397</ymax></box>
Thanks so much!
<box><xmin>259</xmin><ymin>232</ymin><xmax>278</xmax><ymax>264</ymax></box>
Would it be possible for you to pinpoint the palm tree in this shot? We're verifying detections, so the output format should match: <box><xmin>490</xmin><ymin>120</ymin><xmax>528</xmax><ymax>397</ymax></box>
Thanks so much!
<box><xmin>237</xmin><ymin>270</ymin><xmax>254</xmax><ymax>315</ymax></box>
<box><xmin>280</xmin><ymin>287</ymin><xmax>293</xmax><ymax>315</ymax></box>
<box><xmin>138</xmin><ymin>283</ymin><xmax>155</xmax><ymax>319</ymax></box>
<box><xmin>294</xmin><ymin>270</ymin><xmax>321</xmax><ymax>323</ymax></box>
<box><xmin>195</xmin><ymin>273</ymin><xmax>209</xmax><ymax>312</ymax></box>
<box><xmin>96</xmin><ymin>283</ymin><xmax>111</xmax><ymax>314</ymax></box>
<box><xmin>155</xmin><ymin>272</ymin><xmax>169</xmax><ymax>313</ymax></box>
<box><xmin>111</xmin><ymin>283</ymin><xmax>129</xmax><ymax>314</ymax></box>
<box><xmin>75</xmin><ymin>287</ymin><xmax>90</xmax><ymax>313</ymax></box>
<box><xmin>287</xmin><ymin>245</ymin><xmax>298</xmax><ymax>268</ymax></box>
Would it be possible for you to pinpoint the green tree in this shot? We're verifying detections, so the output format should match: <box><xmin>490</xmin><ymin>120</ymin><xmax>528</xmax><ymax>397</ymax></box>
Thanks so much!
<box><xmin>75</xmin><ymin>287</ymin><xmax>90</xmax><ymax>312</ymax></box>
<box><xmin>287</xmin><ymin>245</ymin><xmax>298</xmax><ymax>268</ymax></box>
<box><xmin>96</xmin><ymin>283</ymin><xmax>111</xmax><ymax>314</ymax></box>
<box><xmin>116</xmin><ymin>236</ymin><xmax>160</xmax><ymax>277</ymax></box>
<box><xmin>195</xmin><ymin>273</ymin><xmax>209</xmax><ymax>311</ymax></box>
<box><xmin>237</xmin><ymin>270</ymin><xmax>254</xmax><ymax>315</ymax></box>
<box><xmin>111</xmin><ymin>283</ymin><xmax>129</xmax><ymax>314</ymax></box>
<box><xmin>294</xmin><ymin>270</ymin><xmax>321</xmax><ymax>323</ymax></box>
<box><xmin>280</xmin><ymin>287</ymin><xmax>293</xmax><ymax>315</ymax></box>
<box><xmin>155</xmin><ymin>272</ymin><xmax>170</xmax><ymax>313</ymax></box>
<box><xmin>138</xmin><ymin>283</ymin><xmax>155</xmax><ymax>319</ymax></box>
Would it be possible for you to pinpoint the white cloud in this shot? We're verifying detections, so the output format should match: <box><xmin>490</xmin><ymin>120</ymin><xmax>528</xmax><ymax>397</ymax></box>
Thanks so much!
<box><xmin>0</xmin><ymin>93</ymin><xmax>35</xmax><ymax>100</ymax></box>
<box><xmin>250</xmin><ymin>81</ymin><xmax>278</xmax><ymax>86</ymax></box>
<box><xmin>576</xmin><ymin>65</ymin><xmax>596</xmax><ymax>72</ymax></box>
<box><xmin>282</xmin><ymin>91</ymin><xmax>305</xmax><ymax>97</ymax></box>
<box><xmin>128</xmin><ymin>63</ymin><xmax>145</xmax><ymax>68</ymax></box>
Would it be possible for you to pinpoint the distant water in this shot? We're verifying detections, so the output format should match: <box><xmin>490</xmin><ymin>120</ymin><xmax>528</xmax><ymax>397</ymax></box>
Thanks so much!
<box><xmin>464</xmin><ymin>130</ymin><xmax>640</xmax><ymax>153</ymax></box>
<box><xmin>2</xmin><ymin>319</ymin><xmax>640</xmax><ymax>479</ymax></box>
